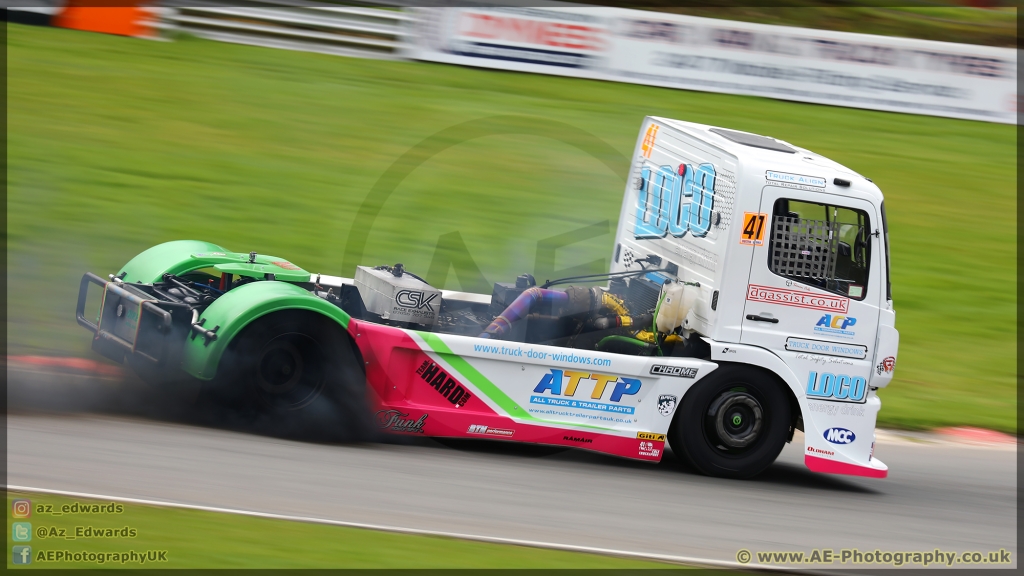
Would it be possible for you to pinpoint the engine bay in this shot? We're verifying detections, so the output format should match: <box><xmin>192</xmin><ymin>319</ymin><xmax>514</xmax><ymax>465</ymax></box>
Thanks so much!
<box><xmin>316</xmin><ymin>259</ymin><xmax>711</xmax><ymax>360</ymax></box>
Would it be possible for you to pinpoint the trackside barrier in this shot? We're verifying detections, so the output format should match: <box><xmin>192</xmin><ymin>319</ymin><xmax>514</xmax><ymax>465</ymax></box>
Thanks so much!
<box><xmin>160</xmin><ymin>0</ymin><xmax>410</xmax><ymax>60</ymax></box>
<box><xmin>404</xmin><ymin>3</ymin><xmax>1017</xmax><ymax>124</ymax></box>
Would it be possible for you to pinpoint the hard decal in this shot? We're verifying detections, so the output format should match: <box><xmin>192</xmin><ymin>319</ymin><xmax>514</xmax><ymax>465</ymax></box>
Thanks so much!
<box><xmin>416</xmin><ymin>360</ymin><xmax>472</xmax><ymax>407</ymax></box>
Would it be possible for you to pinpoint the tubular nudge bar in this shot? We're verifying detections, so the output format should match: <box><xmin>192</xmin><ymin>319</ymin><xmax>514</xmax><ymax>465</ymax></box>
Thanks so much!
<box><xmin>76</xmin><ymin>272</ymin><xmax>180</xmax><ymax>364</ymax></box>
<box><xmin>76</xmin><ymin>272</ymin><xmax>108</xmax><ymax>333</ymax></box>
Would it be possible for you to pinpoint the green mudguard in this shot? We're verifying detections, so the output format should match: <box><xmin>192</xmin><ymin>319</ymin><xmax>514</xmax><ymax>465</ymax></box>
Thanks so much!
<box><xmin>181</xmin><ymin>280</ymin><xmax>351</xmax><ymax>381</ymax></box>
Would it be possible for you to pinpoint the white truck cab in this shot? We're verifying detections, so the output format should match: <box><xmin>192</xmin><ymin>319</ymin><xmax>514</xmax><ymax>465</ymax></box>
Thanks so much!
<box><xmin>611</xmin><ymin>117</ymin><xmax>897</xmax><ymax>478</ymax></box>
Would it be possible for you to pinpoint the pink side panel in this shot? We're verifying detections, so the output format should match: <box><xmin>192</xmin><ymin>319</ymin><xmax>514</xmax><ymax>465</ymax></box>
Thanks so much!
<box><xmin>805</xmin><ymin>454</ymin><xmax>887</xmax><ymax>478</ymax></box>
<box><xmin>347</xmin><ymin>319</ymin><xmax>665</xmax><ymax>462</ymax></box>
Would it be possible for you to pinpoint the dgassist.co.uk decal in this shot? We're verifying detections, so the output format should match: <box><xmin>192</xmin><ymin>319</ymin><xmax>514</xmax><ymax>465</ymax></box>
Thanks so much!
<box><xmin>747</xmin><ymin>285</ymin><xmax>849</xmax><ymax>313</ymax></box>
<box><xmin>529</xmin><ymin>369</ymin><xmax>642</xmax><ymax>422</ymax></box>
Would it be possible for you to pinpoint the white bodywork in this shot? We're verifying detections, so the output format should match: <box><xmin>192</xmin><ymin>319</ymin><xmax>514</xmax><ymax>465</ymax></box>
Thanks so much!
<box><xmin>609</xmin><ymin>117</ymin><xmax>897</xmax><ymax>476</ymax></box>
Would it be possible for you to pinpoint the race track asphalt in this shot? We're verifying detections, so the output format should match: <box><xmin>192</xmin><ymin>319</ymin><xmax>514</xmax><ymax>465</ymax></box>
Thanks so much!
<box><xmin>6</xmin><ymin>369</ymin><xmax>1018</xmax><ymax>570</ymax></box>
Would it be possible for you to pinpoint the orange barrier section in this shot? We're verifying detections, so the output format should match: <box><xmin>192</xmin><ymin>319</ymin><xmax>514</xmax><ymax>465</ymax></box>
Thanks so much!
<box><xmin>53</xmin><ymin>1</ymin><xmax>153</xmax><ymax>38</ymax></box>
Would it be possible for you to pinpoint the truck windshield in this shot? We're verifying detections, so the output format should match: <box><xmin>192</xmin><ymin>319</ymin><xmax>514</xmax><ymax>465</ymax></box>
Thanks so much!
<box><xmin>768</xmin><ymin>198</ymin><xmax>870</xmax><ymax>300</ymax></box>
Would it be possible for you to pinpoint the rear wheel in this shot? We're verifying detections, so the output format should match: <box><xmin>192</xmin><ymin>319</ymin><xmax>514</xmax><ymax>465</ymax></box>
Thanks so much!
<box><xmin>669</xmin><ymin>365</ymin><xmax>791</xmax><ymax>479</ymax></box>
<box><xmin>206</xmin><ymin>311</ymin><xmax>373</xmax><ymax>441</ymax></box>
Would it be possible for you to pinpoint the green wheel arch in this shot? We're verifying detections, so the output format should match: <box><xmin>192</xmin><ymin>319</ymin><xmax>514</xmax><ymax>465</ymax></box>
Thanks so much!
<box><xmin>181</xmin><ymin>281</ymin><xmax>351</xmax><ymax>381</ymax></box>
<box><xmin>118</xmin><ymin>240</ymin><xmax>230</xmax><ymax>283</ymax></box>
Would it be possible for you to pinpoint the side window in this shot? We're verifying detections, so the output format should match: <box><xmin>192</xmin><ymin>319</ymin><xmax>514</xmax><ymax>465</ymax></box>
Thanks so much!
<box><xmin>768</xmin><ymin>199</ymin><xmax>870</xmax><ymax>300</ymax></box>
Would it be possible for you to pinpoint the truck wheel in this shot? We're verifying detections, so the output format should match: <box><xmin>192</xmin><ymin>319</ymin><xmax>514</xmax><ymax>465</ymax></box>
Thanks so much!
<box><xmin>209</xmin><ymin>311</ymin><xmax>373</xmax><ymax>441</ymax></box>
<box><xmin>669</xmin><ymin>365</ymin><xmax>791</xmax><ymax>479</ymax></box>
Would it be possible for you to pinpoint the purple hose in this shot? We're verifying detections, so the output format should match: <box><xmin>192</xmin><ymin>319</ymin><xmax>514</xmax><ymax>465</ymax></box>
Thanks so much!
<box><xmin>480</xmin><ymin>287</ymin><xmax>568</xmax><ymax>339</ymax></box>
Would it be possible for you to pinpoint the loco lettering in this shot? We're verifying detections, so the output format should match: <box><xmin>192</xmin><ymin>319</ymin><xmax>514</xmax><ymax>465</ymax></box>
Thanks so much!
<box><xmin>806</xmin><ymin>371</ymin><xmax>867</xmax><ymax>403</ymax></box>
<box><xmin>635</xmin><ymin>163</ymin><xmax>717</xmax><ymax>239</ymax></box>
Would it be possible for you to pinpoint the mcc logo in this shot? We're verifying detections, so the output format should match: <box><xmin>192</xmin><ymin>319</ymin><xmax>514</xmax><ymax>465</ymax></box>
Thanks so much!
<box><xmin>823</xmin><ymin>427</ymin><xmax>857</xmax><ymax>445</ymax></box>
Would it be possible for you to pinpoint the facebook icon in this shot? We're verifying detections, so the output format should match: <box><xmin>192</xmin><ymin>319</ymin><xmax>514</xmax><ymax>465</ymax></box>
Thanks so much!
<box><xmin>12</xmin><ymin>546</ymin><xmax>32</xmax><ymax>565</ymax></box>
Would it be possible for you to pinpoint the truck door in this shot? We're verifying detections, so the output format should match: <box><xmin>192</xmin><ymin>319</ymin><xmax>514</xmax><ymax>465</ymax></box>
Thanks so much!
<box><xmin>740</xmin><ymin>186</ymin><xmax>882</xmax><ymax>394</ymax></box>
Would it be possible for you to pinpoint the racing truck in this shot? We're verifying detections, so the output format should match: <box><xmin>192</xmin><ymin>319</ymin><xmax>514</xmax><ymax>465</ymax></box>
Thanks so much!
<box><xmin>76</xmin><ymin>117</ymin><xmax>898</xmax><ymax>479</ymax></box>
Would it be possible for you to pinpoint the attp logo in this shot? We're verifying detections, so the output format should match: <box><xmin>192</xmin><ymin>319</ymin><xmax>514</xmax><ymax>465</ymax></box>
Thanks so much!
<box><xmin>11</xmin><ymin>500</ymin><xmax>30</xmax><ymax>519</ymax></box>
<box><xmin>531</xmin><ymin>370</ymin><xmax>642</xmax><ymax>415</ymax></box>
<box><xmin>823</xmin><ymin>427</ymin><xmax>857</xmax><ymax>445</ymax></box>
<box><xmin>12</xmin><ymin>546</ymin><xmax>32</xmax><ymax>565</ymax></box>
<box><xmin>533</xmin><ymin>370</ymin><xmax>641</xmax><ymax>402</ymax></box>
<box><xmin>11</xmin><ymin>522</ymin><xmax>32</xmax><ymax>542</ymax></box>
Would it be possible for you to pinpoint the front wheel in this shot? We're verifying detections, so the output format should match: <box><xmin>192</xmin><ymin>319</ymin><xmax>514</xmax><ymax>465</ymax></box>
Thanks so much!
<box><xmin>669</xmin><ymin>365</ymin><xmax>791</xmax><ymax>479</ymax></box>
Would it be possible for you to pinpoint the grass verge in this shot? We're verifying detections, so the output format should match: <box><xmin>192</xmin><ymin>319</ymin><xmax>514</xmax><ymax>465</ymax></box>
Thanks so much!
<box><xmin>5</xmin><ymin>490</ymin><xmax>678</xmax><ymax>568</ymax></box>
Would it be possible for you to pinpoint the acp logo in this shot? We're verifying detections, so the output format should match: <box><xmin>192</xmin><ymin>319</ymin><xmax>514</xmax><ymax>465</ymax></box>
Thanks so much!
<box><xmin>823</xmin><ymin>427</ymin><xmax>856</xmax><ymax>445</ymax></box>
<box><xmin>635</xmin><ymin>163</ymin><xmax>717</xmax><ymax>239</ymax></box>
<box><xmin>395</xmin><ymin>290</ymin><xmax>438</xmax><ymax>311</ymax></box>
<box><xmin>814</xmin><ymin>314</ymin><xmax>856</xmax><ymax>337</ymax></box>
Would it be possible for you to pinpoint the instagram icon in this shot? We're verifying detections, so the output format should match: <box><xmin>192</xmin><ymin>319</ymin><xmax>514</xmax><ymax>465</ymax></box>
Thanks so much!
<box><xmin>11</xmin><ymin>499</ymin><xmax>31</xmax><ymax>518</ymax></box>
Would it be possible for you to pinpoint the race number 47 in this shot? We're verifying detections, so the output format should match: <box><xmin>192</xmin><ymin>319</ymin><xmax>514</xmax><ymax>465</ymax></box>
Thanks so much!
<box><xmin>739</xmin><ymin>212</ymin><xmax>768</xmax><ymax>246</ymax></box>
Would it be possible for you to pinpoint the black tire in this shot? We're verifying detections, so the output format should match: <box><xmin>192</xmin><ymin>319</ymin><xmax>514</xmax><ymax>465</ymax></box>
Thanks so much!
<box><xmin>669</xmin><ymin>365</ymin><xmax>791</xmax><ymax>479</ymax></box>
<box><xmin>204</xmin><ymin>310</ymin><xmax>374</xmax><ymax>442</ymax></box>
